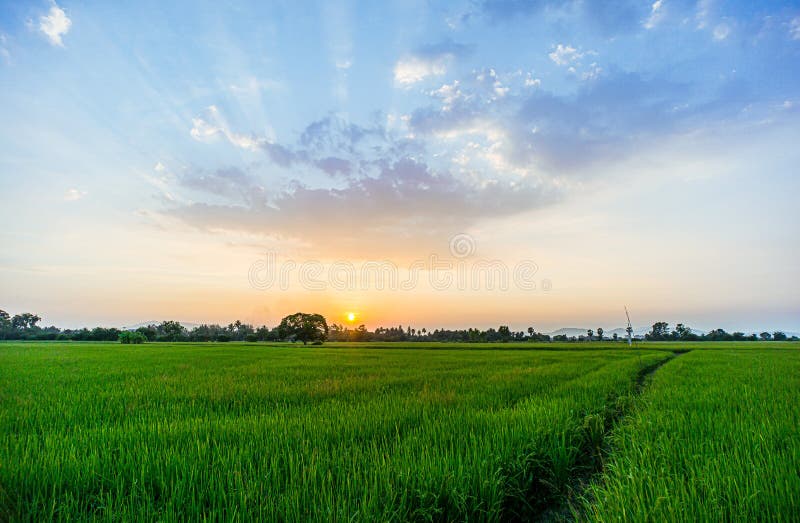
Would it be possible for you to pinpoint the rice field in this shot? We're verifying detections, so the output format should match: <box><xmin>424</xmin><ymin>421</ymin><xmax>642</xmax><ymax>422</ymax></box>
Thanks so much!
<box><xmin>0</xmin><ymin>342</ymin><xmax>797</xmax><ymax>521</ymax></box>
<box><xmin>583</xmin><ymin>349</ymin><xmax>800</xmax><ymax>522</ymax></box>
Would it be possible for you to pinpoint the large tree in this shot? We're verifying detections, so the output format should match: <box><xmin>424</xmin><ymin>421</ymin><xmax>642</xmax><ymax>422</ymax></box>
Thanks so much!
<box><xmin>278</xmin><ymin>313</ymin><xmax>328</xmax><ymax>345</ymax></box>
<box><xmin>11</xmin><ymin>313</ymin><xmax>41</xmax><ymax>331</ymax></box>
<box><xmin>0</xmin><ymin>309</ymin><xmax>10</xmax><ymax>338</ymax></box>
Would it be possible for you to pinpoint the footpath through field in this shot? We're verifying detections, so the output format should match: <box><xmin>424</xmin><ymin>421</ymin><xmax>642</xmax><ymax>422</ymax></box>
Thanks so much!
<box><xmin>579</xmin><ymin>349</ymin><xmax>800</xmax><ymax>522</ymax></box>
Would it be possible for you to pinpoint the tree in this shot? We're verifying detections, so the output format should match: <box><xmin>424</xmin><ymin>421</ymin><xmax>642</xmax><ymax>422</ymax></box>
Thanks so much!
<box><xmin>136</xmin><ymin>325</ymin><xmax>158</xmax><ymax>342</ymax></box>
<box><xmin>612</xmin><ymin>332</ymin><xmax>618</xmax><ymax>341</ymax></box>
<box><xmin>596</xmin><ymin>327</ymin><xmax>604</xmax><ymax>341</ymax></box>
<box><xmin>11</xmin><ymin>313</ymin><xmax>41</xmax><ymax>331</ymax></box>
<box><xmin>759</xmin><ymin>332</ymin><xmax>772</xmax><ymax>341</ymax></box>
<box><xmin>157</xmin><ymin>320</ymin><xmax>187</xmax><ymax>341</ymax></box>
<box><xmin>647</xmin><ymin>322</ymin><xmax>670</xmax><ymax>341</ymax></box>
<box><xmin>587</xmin><ymin>329</ymin><xmax>594</xmax><ymax>341</ymax></box>
<box><xmin>498</xmin><ymin>325</ymin><xmax>511</xmax><ymax>342</ymax></box>
<box><xmin>773</xmin><ymin>331</ymin><xmax>788</xmax><ymax>341</ymax></box>
<box><xmin>0</xmin><ymin>309</ymin><xmax>10</xmax><ymax>339</ymax></box>
<box><xmin>277</xmin><ymin>313</ymin><xmax>328</xmax><ymax>345</ymax></box>
<box><xmin>119</xmin><ymin>331</ymin><xmax>146</xmax><ymax>344</ymax></box>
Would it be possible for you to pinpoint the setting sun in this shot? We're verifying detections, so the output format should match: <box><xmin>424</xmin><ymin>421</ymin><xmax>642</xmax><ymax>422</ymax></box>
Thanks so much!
<box><xmin>347</xmin><ymin>312</ymin><xmax>356</xmax><ymax>322</ymax></box>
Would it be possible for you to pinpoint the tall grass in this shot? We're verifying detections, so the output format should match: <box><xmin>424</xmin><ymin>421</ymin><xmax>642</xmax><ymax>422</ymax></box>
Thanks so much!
<box><xmin>0</xmin><ymin>343</ymin><xmax>666</xmax><ymax>521</ymax></box>
<box><xmin>583</xmin><ymin>349</ymin><xmax>800</xmax><ymax>522</ymax></box>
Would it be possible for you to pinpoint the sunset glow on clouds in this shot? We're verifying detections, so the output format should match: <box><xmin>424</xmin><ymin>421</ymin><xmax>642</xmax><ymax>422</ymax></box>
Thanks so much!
<box><xmin>0</xmin><ymin>1</ymin><xmax>798</xmax><ymax>332</ymax></box>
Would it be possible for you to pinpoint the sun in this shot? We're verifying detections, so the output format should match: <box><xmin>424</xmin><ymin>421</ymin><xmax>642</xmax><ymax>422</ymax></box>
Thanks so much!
<box><xmin>346</xmin><ymin>312</ymin><xmax>356</xmax><ymax>322</ymax></box>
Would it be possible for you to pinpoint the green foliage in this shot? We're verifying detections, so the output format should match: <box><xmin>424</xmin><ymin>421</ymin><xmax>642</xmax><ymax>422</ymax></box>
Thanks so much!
<box><xmin>583</xmin><ymin>349</ymin><xmax>800</xmax><ymax>521</ymax></box>
<box><xmin>0</xmin><ymin>342</ymin><xmax>669</xmax><ymax>521</ymax></box>
<box><xmin>277</xmin><ymin>312</ymin><xmax>328</xmax><ymax>345</ymax></box>
<box><xmin>118</xmin><ymin>331</ymin><xmax>147</xmax><ymax>344</ymax></box>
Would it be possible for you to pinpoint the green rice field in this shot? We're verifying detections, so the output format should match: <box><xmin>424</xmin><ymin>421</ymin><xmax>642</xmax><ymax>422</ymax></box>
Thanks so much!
<box><xmin>0</xmin><ymin>342</ymin><xmax>798</xmax><ymax>521</ymax></box>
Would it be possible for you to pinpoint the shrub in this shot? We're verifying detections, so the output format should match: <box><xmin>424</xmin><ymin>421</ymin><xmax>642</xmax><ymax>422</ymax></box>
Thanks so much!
<box><xmin>119</xmin><ymin>331</ymin><xmax>146</xmax><ymax>344</ymax></box>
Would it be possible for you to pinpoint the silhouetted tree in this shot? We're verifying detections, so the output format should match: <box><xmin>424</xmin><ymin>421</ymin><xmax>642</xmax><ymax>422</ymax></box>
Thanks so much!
<box><xmin>278</xmin><ymin>313</ymin><xmax>328</xmax><ymax>345</ymax></box>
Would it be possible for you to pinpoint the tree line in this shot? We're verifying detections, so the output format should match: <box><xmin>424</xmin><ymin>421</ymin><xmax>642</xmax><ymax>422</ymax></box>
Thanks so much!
<box><xmin>1</xmin><ymin>308</ymin><xmax>795</xmax><ymax>343</ymax></box>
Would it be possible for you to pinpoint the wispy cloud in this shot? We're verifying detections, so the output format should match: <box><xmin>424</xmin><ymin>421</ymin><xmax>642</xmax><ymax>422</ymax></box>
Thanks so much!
<box><xmin>713</xmin><ymin>22</ymin><xmax>731</xmax><ymax>41</ymax></box>
<box><xmin>169</xmin><ymin>158</ymin><xmax>551</xmax><ymax>255</ymax></box>
<box><xmin>39</xmin><ymin>2</ymin><xmax>71</xmax><ymax>47</ymax></box>
<box><xmin>789</xmin><ymin>17</ymin><xmax>800</xmax><ymax>40</ymax></box>
<box><xmin>549</xmin><ymin>44</ymin><xmax>583</xmax><ymax>66</ymax></box>
<box><xmin>394</xmin><ymin>39</ymin><xmax>471</xmax><ymax>87</ymax></box>
<box><xmin>64</xmin><ymin>188</ymin><xmax>86</xmax><ymax>201</ymax></box>
<box><xmin>189</xmin><ymin>105</ymin><xmax>266</xmax><ymax>151</ymax></box>
<box><xmin>394</xmin><ymin>56</ymin><xmax>449</xmax><ymax>86</ymax></box>
<box><xmin>643</xmin><ymin>0</ymin><xmax>665</xmax><ymax>30</ymax></box>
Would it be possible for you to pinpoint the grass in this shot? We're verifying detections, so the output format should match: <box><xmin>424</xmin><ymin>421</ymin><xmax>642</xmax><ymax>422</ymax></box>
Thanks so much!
<box><xmin>0</xmin><ymin>342</ymin><xmax>797</xmax><ymax>521</ymax></box>
<box><xmin>582</xmin><ymin>349</ymin><xmax>800</xmax><ymax>522</ymax></box>
<box><xmin>0</xmin><ymin>342</ymin><xmax>669</xmax><ymax>521</ymax></box>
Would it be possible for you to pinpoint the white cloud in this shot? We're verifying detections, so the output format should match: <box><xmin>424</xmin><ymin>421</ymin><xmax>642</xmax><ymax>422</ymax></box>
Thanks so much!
<box><xmin>644</xmin><ymin>0</ymin><xmax>665</xmax><ymax>29</ymax></box>
<box><xmin>524</xmin><ymin>74</ymin><xmax>541</xmax><ymax>88</ymax></box>
<box><xmin>190</xmin><ymin>111</ymin><xmax>223</xmax><ymax>141</ymax></box>
<box><xmin>713</xmin><ymin>22</ymin><xmax>731</xmax><ymax>40</ymax></box>
<box><xmin>394</xmin><ymin>56</ymin><xmax>448</xmax><ymax>86</ymax></box>
<box><xmin>335</xmin><ymin>59</ymin><xmax>352</xmax><ymax>70</ymax></box>
<box><xmin>39</xmin><ymin>3</ymin><xmax>71</xmax><ymax>47</ymax></box>
<box><xmin>790</xmin><ymin>17</ymin><xmax>800</xmax><ymax>40</ymax></box>
<box><xmin>154</xmin><ymin>162</ymin><xmax>166</xmax><ymax>172</ymax></box>
<box><xmin>431</xmin><ymin>81</ymin><xmax>465</xmax><ymax>111</ymax></box>
<box><xmin>581</xmin><ymin>63</ymin><xmax>603</xmax><ymax>81</ymax></box>
<box><xmin>549</xmin><ymin>44</ymin><xmax>583</xmax><ymax>66</ymax></box>
<box><xmin>189</xmin><ymin>105</ymin><xmax>265</xmax><ymax>151</ymax></box>
<box><xmin>696</xmin><ymin>0</ymin><xmax>712</xmax><ymax>29</ymax></box>
<box><xmin>64</xmin><ymin>188</ymin><xmax>86</xmax><ymax>201</ymax></box>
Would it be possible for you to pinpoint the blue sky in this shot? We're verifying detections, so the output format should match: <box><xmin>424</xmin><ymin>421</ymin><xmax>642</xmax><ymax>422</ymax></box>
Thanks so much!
<box><xmin>0</xmin><ymin>0</ymin><xmax>799</xmax><ymax>331</ymax></box>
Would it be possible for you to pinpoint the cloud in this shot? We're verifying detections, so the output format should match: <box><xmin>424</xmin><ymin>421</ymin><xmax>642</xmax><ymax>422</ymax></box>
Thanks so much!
<box><xmin>695</xmin><ymin>0</ymin><xmax>712</xmax><ymax>29</ymax></box>
<box><xmin>39</xmin><ymin>3</ymin><xmax>71</xmax><ymax>47</ymax></box>
<box><xmin>168</xmin><ymin>159</ymin><xmax>551</xmax><ymax>255</ymax></box>
<box><xmin>189</xmin><ymin>105</ymin><xmax>263</xmax><ymax>151</ymax></box>
<box><xmin>524</xmin><ymin>74</ymin><xmax>542</xmax><ymax>88</ymax></box>
<box><xmin>64</xmin><ymin>188</ymin><xmax>86</xmax><ymax>201</ymax></box>
<box><xmin>180</xmin><ymin>167</ymin><xmax>265</xmax><ymax>204</ymax></box>
<box><xmin>405</xmin><ymin>67</ymin><xmax>756</xmax><ymax>175</ymax></box>
<box><xmin>713</xmin><ymin>22</ymin><xmax>731</xmax><ymax>41</ymax></box>
<box><xmin>643</xmin><ymin>0</ymin><xmax>665</xmax><ymax>30</ymax></box>
<box><xmin>189</xmin><ymin>108</ymin><xmax>398</xmax><ymax>178</ymax></box>
<box><xmin>393</xmin><ymin>39</ymin><xmax>471</xmax><ymax>87</ymax></box>
<box><xmin>789</xmin><ymin>17</ymin><xmax>800</xmax><ymax>40</ymax></box>
<box><xmin>581</xmin><ymin>63</ymin><xmax>603</xmax><ymax>81</ymax></box>
<box><xmin>394</xmin><ymin>56</ymin><xmax>450</xmax><ymax>86</ymax></box>
<box><xmin>549</xmin><ymin>44</ymin><xmax>583</xmax><ymax>66</ymax></box>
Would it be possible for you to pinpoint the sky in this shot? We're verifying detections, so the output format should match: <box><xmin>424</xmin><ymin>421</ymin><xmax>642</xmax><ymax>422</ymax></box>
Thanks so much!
<box><xmin>0</xmin><ymin>0</ymin><xmax>799</xmax><ymax>333</ymax></box>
